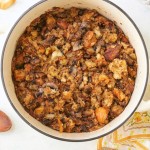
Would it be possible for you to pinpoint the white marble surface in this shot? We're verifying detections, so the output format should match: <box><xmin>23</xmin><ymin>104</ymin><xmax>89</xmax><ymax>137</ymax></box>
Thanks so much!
<box><xmin>0</xmin><ymin>0</ymin><xmax>150</xmax><ymax>150</ymax></box>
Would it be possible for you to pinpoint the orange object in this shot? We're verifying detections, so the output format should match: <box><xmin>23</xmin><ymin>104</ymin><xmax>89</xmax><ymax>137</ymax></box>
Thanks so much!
<box><xmin>0</xmin><ymin>0</ymin><xmax>16</xmax><ymax>10</ymax></box>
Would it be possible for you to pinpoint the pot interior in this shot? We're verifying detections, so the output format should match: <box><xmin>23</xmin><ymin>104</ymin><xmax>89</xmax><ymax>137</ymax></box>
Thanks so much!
<box><xmin>2</xmin><ymin>0</ymin><xmax>148</xmax><ymax>141</ymax></box>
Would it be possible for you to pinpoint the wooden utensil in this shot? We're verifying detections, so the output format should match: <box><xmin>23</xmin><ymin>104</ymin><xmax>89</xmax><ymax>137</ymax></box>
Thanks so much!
<box><xmin>0</xmin><ymin>110</ymin><xmax>12</xmax><ymax>132</ymax></box>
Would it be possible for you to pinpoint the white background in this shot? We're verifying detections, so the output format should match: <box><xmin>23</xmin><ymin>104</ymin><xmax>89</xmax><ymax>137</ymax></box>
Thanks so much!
<box><xmin>0</xmin><ymin>0</ymin><xmax>150</xmax><ymax>150</ymax></box>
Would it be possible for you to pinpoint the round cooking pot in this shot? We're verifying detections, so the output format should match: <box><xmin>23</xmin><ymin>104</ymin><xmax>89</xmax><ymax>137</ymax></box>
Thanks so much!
<box><xmin>1</xmin><ymin>0</ymin><xmax>150</xmax><ymax>142</ymax></box>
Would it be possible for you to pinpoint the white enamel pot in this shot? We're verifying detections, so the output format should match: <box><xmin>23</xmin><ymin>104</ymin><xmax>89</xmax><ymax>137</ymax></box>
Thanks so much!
<box><xmin>1</xmin><ymin>0</ymin><xmax>149</xmax><ymax>142</ymax></box>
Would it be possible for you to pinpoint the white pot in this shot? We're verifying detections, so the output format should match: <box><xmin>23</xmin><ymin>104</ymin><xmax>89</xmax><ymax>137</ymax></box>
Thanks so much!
<box><xmin>1</xmin><ymin>0</ymin><xmax>149</xmax><ymax>142</ymax></box>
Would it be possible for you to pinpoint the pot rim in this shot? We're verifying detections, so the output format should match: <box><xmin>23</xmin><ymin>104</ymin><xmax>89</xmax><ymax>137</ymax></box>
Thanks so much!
<box><xmin>1</xmin><ymin>0</ymin><xmax>149</xmax><ymax>142</ymax></box>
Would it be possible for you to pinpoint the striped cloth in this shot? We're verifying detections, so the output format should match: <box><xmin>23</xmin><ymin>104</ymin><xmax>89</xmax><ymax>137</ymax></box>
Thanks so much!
<box><xmin>98</xmin><ymin>111</ymin><xmax>150</xmax><ymax>150</ymax></box>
